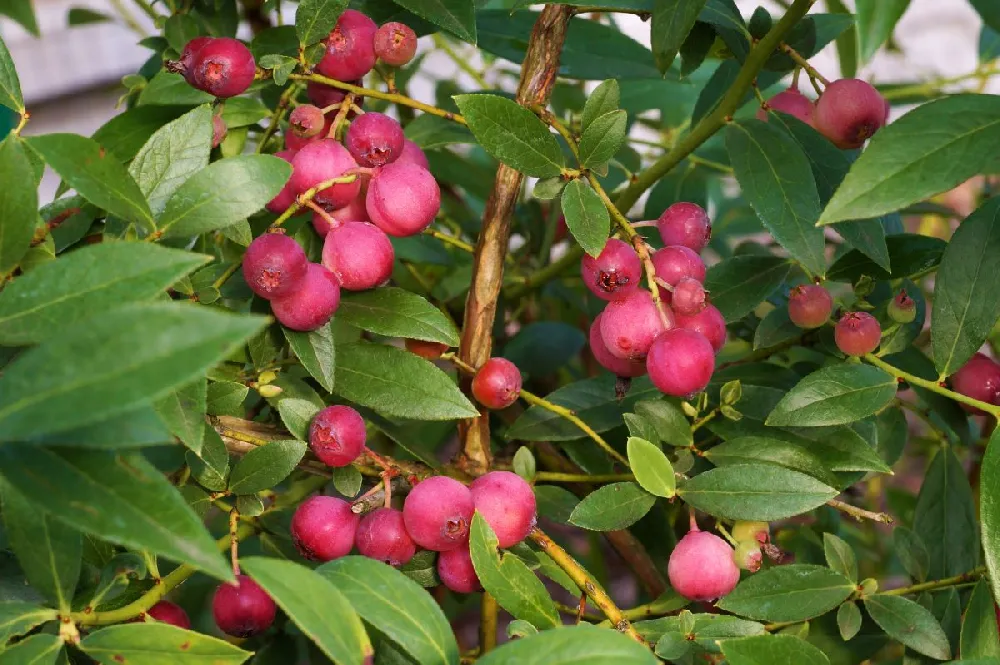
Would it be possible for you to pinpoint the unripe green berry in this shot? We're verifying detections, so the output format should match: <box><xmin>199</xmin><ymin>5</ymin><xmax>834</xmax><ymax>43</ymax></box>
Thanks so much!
<box><xmin>732</xmin><ymin>520</ymin><xmax>769</xmax><ymax>544</ymax></box>
<box><xmin>888</xmin><ymin>289</ymin><xmax>916</xmax><ymax>323</ymax></box>
<box><xmin>733</xmin><ymin>540</ymin><xmax>762</xmax><ymax>572</ymax></box>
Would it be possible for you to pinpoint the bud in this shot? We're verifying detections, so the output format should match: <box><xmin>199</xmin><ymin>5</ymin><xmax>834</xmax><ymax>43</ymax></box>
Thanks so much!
<box><xmin>888</xmin><ymin>289</ymin><xmax>916</xmax><ymax>323</ymax></box>
<box><xmin>733</xmin><ymin>540</ymin><xmax>762</xmax><ymax>572</ymax></box>
<box><xmin>258</xmin><ymin>384</ymin><xmax>283</xmax><ymax>398</ymax></box>
<box><xmin>859</xmin><ymin>578</ymin><xmax>879</xmax><ymax>596</ymax></box>
<box><xmin>258</xmin><ymin>370</ymin><xmax>278</xmax><ymax>385</ymax></box>
<box><xmin>732</xmin><ymin>520</ymin><xmax>769</xmax><ymax>544</ymax></box>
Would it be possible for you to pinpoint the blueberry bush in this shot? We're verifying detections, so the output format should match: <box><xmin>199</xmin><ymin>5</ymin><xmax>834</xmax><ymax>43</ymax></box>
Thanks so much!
<box><xmin>1</xmin><ymin>0</ymin><xmax>1000</xmax><ymax>663</ymax></box>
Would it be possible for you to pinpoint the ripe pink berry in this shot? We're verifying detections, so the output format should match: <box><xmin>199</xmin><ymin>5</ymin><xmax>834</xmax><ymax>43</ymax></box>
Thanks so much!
<box><xmin>322</xmin><ymin>221</ymin><xmax>394</xmax><ymax>291</ymax></box>
<box><xmin>366</xmin><ymin>162</ymin><xmax>440</xmax><ymax>237</ymax></box>
<box><xmin>471</xmin><ymin>358</ymin><xmax>522</xmax><ymax>410</ymax></box>
<box><xmin>834</xmin><ymin>311</ymin><xmax>881</xmax><ymax>357</ymax></box>
<box><xmin>671</xmin><ymin>277</ymin><xmax>707</xmax><ymax>316</ymax></box>
<box><xmin>290</xmin><ymin>495</ymin><xmax>359</xmax><ymax>561</ymax></box>
<box><xmin>788</xmin><ymin>284</ymin><xmax>833</xmax><ymax>329</ymax></box>
<box><xmin>212</xmin><ymin>575</ymin><xmax>276</xmax><ymax>638</ymax></box>
<box><xmin>186</xmin><ymin>38</ymin><xmax>256</xmax><ymax>99</ymax></box>
<box><xmin>647</xmin><ymin>328</ymin><xmax>715</xmax><ymax>397</ymax></box>
<box><xmin>289</xmin><ymin>104</ymin><xmax>326</xmax><ymax>139</ymax></box>
<box><xmin>317</xmin><ymin>9</ymin><xmax>378</xmax><ymax>82</ymax></box>
<box><xmin>242</xmin><ymin>233</ymin><xmax>309</xmax><ymax>300</ymax></box>
<box><xmin>402</xmin><ymin>476</ymin><xmax>474</xmax><ymax>552</ymax></box>
<box><xmin>356</xmin><ymin>508</ymin><xmax>417</xmax><ymax>566</ymax></box>
<box><xmin>285</xmin><ymin>114</ymin><xmax>333</xmax><ymax>152</ymax></box>
<box><xmin>266</xmin><ymin>150</ymin><xmax>297</xmax><ymax>214</ymax></box>
<box><xmin>212</xmin><ymin>115</ymin><xmax>227</xmax><ymax>149</ymax></box>
<box><xmin>814</xmin><ymin>78</ymin><xmax>888</xmax><ymax>149</ymax></box>
<box><xmin>405</xmin><ymin>338</ymin><xmax>449</xmax><ymax>360</ymax></box>
<box><xmin>470</xmin><ymin>471</ymin><xmax>537</xmax><ymax>549</ymax></box>
<box><xmin>306</xmin><ymin>80</ymin><xmax>365</xmax><ymax>113</ymax></box>
<box><xmin>950</xmin><ymin>353</ymin><xmax>1000</xmax><ymax>414</ymax></box>
<box><xmin>675</xmin><ymin>304</ymin><xmax>726</xmax><ymax>353</ymax></box>
<box><xmin>179</xmin><ymin>36</ymin><xmax>212</xmax><ymax>71</ymax></box>
<box><xmin>580</xmin><ymin>238</ymin><xmax>641</xmax><ymax>301</ymax></box>
<box><xmin>289</xmin><ymin>140</ymin><xmax>361</xmax><ymax>210</ymax></box>
<box><xmin>345</xmin><ymin>112</ymin><xmax>405</xmax><ymax>167</ymax></box>
<box><xmin>147</xmin><ymin>600</ymin><xmax>190</xmax><ymax>629</ymax></box>
<box><xmin>652</xmin><ymin>246</ymin><xmax>706</xmax><ymax>287</ymax></box>
<box><xmin>309</xmin><ymin>405</ymin><xmax>366</xmax><ymax>467</ymax></box>
<box><xmin>270</xmin><ymin>263</ymin><xmax>341</xmax><ymax>331</ymax></box>
<box><xmin>888</xmin><ymin>289</ymin><xmax>916</xmax><ymax>324</ymax></box>
<box><xmin>667</xmin><ymin>527</ymin><xmax>741</xmax><ymax>601</ymax></box>
<box><xmin>437</xmin><ymin>547</ymin><xmax>481</xmax><ymax>594</ymax></box>
<box><xmin>312</xmin><ymin>195</ymin><xmax>371</xmax><ymax>237</ymax></box>
<box><xmin>599</xmin><ymin>290</ymin><xmax>671</xmax><ymax>361</ymax></box>
<box><xmin>374</xmin><ymin>22</ymin><xmax>418</xmax><ymax>67</ymax></box>
<box><xmin>657</xmin><ymin>203</ymin><xmax>711</xmax><ymax>253</ymax></box>
<box><xmin>757</xmin><ymin>87</ymin><xmax>814</xmax><ymax>125</ymax></box>
<box><xmin>396</xmin><ymin>139</ymin><xmax>430</xmax><ymax>170</ymax></box>
<box><xmin>588</xmin><ymin>313</ymin><xmax>646</xmax><ymax>378</ymax></box>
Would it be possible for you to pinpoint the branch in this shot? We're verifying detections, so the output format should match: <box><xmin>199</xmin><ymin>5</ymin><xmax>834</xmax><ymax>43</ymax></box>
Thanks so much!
<box><xmin>864</xmin><ymin>353</ymin><xmax>1000</xmax><ymax>417</ymax></box>
<box><xmin>880</xmin><ymin>566</ymin><xmax>987</xmax><ymax>596</ymax></box>
<box><xmin>289</xmin><ymin>73</ymin><xmax>466</xmax><ymax>125</ymax></box>
<box><xmin>826</xmin><ymin>498</ymin><xmax>893</xmax><ymax>525</ymax></box>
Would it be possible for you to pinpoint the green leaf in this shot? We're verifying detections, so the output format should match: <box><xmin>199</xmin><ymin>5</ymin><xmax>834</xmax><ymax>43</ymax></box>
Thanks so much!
<box><xmin>578</xmin><ymin>110</ymin><xmax>627</xmax><ymax>169</ymax></box>
<box><xmin>277</xmin><ymin>398</ymin><xmax>319</xmax><ymax>441</ymax></box>
<box><xmin>626</xmin><ymin>437</ymin><xmax>676</xmax><ymax>498</ymax></box>
<box><xmin>635</xmin><ymin>399</ymin><xmax>692</xmax><ymax>447</ymax></box>
<box><xmin>0</xmin><ymin>136</ymin><xmax>38</xmax><ymax>277</ymax></box>
<box><xmin>560</xmin><ymin>179</ymin><xmax>610</xmax><ymax>258</ymax></box>
<box><xmin>25</xmin><ymin>406</ymin><xmax>171</xmax><ymax>449</ymax></box>
<box><xmin>158</xmin><ymin>155</ymin><xmax>292</xmax><ymax>237</ymax></box>
<box><xmin>0</xmin><ymin>303</ymin><xmax>265</xmax><ymax>442</ymax></box>
<box><xmin>243</xmin><ymin>557</ymin><xmax>370</xmax><ymax>663</ymax></box>
<box><xmin>961</xmin><ymin>580</ymin><xmax>1000</xmax><ymax>658</ymax></box>
<box><xmin>285</xmin><ymin>321</ymin><xmax>336</xmax><ymax>393</ymax></box>
<box><xmin>534</xmin><ymin>485</ymin><xmax>579</xmax><ymax>525</ymax></box>
<box><xmin>138</xmin><ymin>71</ymin><xmax>215</xmax><ymax>106</ymax></box>
<box><xmin>503</xmin><ymin>322</ymin><xmax>586</xmax><ymax>378</ymax></box>
<box><xmin>915</xmin><ymin>447</ymin><xmax>979</xmax><ymax>580</ymax></box>
<box><xmin>823</xmin><ymin>533</ymin><xmax>858</xmax><ymax>583</ymax></box>
<box><xmin>475</xmin><ymin>623</ymin><xmax>657</xmax><ymax>665</ymax></box>
<box><xmin>864</xmin><ymin>594</ymin><xmax>951</xmax><ymax>660</ymax></box>
<box><xmin>827</xmin><ymin>233</ymin><xmax>945</xmax><ymax>283</ymax></box>
<box><xmin>581</xmin><ymin>80</ymin><xmax>620</xmax><ymax>133</ymax></box>
<box><xmin>819</xmin><ymin>95</ymin><xmax>1000</xmax><ymax>225</ymax></box>
<box><xmin>0</xmin><ymin>448</ymin><xmax>231</xmax><ymax>581</ymax></box>
<box><xmin>678</xmin><ymin>464</ymin><xmax>838</xmax><ymax>520</ymax></box>
<box><xmin>332</xmin><ymin>466</ymin><xmax>362</xmax><ymax>497</ymax></box>
<box><xmin>206</xmin><ymin>381</ymin><xmax>249</xmax><ymax>417</ymax></box>
<box><xmin>894</xmin><ymin>526</ymin><xmax>930</xmax><ymax>583</ymax></box>
<box><xmin>28</xmin><ymin>134</ymin><xmax>154</xmax><ymax>229</ymax></box>
<box><xmin>568</xmin><ymin>482</ymin><xmax>656</xmax><ymax>530</ymax></box>
<box><xmin>765</xmin><ymin>364</ymin><xmax>897</xmax><ymax>428</ymax></box>
<box><xmin>187</xmin><ymin>424</ymin><xmax>229</xmax><ymax>491</ymax></box>
<box><xmin>0</xmin><ymin>242</ymin><xmax>209</xmax><ymax>346</ymax></box>
<box><xmin>838</xmin><ymin>601</ymin><xmax>862</xmax><ymax>641</ymax></box>
<box><xmin>393</xmin><ymin>0</ymin><xmax>475</xmax><ymax>42</ymax></box>
<box><xmin>931</xmin><ymin>197</ymin><xmax>1000</xmax><ymax>378</ymax></box>
<box><xmin>0</xmin><ymin>602</ymin><xmax>57</xmax><ymax>646</ymax></box>
<box><xmin>404</xmin><ymin>113</ymin><xmax>475</xmax><ymax>149</ymax></box>
<box><xmin>0</xmin><ymin>633</ymin><xmax>63</xmax><ymax>663</ymax></box>
<box><xmin>452</xmin><ymin>94</ymin><xmax>564</xmax><ymax>178</ymax></box>
<box><xmin>704</xmin><ymin>255</ymin><xmax>791</xmax><ymax>323</ymax></box>
<box><xmin>229</xmin><ymin>440</ymin><xmax>306</xmax><ymax>494</ymax></box>
<box><xmin>0</xmin><ymin>0</ymin><xmax>37</xmax><ymax>37</ymax></box>
<box><xmin>792</xmin><ymin>424</ymin><xmax>892</xmax><ymax>474</ymax></box>
<box><xmin>469</xmin><ymin>513</ymin><xmax>560</xmax><ymax>629</ymax></box>
<box><xmin>753</xmin><ymin>307</ymin><xmax>800</xmax><ymax>350</ymax></box>
<box><xmin>702</xmin><ymin>436</ymin><xmax>839</xmax><ymax>487</ymax></box>
<box><xmin>91</xmin><ymin>106</ymin><xmax>188</xmax><ymax>163</ymax></box>
<box><xmin>726</xmin><ymin>119</ymin><xmax>826</xmax><ymax>277</ymax></box>
<box><xmin>296</xmin><ymin>0</ymin><xmax>347</xmax><ymax>46</ymax></box>
<box><xmin>80</xmin><ymin>624</ymin><xmax>251</xmax><ymax>664</ymax></box>
<box><xmin>129</xmin><ymin>105</ymin><xmax>212</xmax><ymax>216</ymax></box>
<box><xmin>339</xmin><ymin>288</ymin><xmax>459</xmax><ymax>346</ymax></box>
<box><xmin>721</xmin><ymin>634</ymin><xmax>831</xmax><ymax>665</ymax></box>
<box><xmin>855</xmin><ymin>0</ymin><xmax>910</xmax><ymax>63</ymax></box>
<box><xmin>982</xmin><ymin>428</ymin><xmax>1000</xmax><ymax>618</ymax></box>
<box><xmin>334</xmin><ymin>343</ymin><xmax>477</xmax><ymax>420</ymax></box>
<box><xmin>317</xmin><ymin>557</ymin><xmax>460</xmax><ymax>665</ymax></box>
<box><xmin>154</xmin><ymin>378</ymin><xmax>207</xmax><ymax>454</ymax></box>
<box><xmin>650</xmin><ymin>0</ymin><xmax>709</xmax><ymax>74</ymax></box>
<box><xmin>717</xmin><ymin>564</ymin><xmax>855</xmax><ymax>622</ymax></box>
<box><xmin>0</xmin><ymin>34</ymin><xmax>23</xmax><ymax>113</ymax></box>
<box><xmin>971</xmin><ymin>0</ymin><xmax>1000</xmax><ymax>35</ymax></box>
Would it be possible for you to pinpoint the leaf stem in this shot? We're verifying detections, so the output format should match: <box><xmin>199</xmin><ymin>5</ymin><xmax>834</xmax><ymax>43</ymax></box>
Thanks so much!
<box><xmin>863</xmin><ymin>353</ymin><xmax>1000</xmax><ymax>417</ymax></box>
<box><xmin>480</xmin><ymin>593</ymin><xmax>499</xmax><ymax>654</ymax></box>
<box><xmin>424</xmin><ymin>228</ymin><xmax>475</xmax><ymax>253</ymax></box>
<box><xmin>826</xmin><ymin>498</ymin><xmax>893</xmax><ymax>524</ymax></box>
<box><xmin>779</xmin><ymin>43</ymin><xmax>830</xmax><ymax>86</ymax></box>
<box><xmin>519</xmin><ymin>388</ymin><xmax>630</xmax><ymax>467</ymax></box>
<box><xmin>535</xmin><ymin>471</ymin><xmax>636</xmax><ymax>483</ymax></box>
<box><xmin>880</xmin><ymin>566</ymin><xmax>987</xmax><ymax>596</ymax></box>
<box><xmin>290</xmin><ymin>74</ymin><xmax>467</xmax><ymax>125</ymax></box>
<box><xmin>257</xmin><ymin>82</ymin><xmax>301</xmax><ymax>153</ymax></box>
<box><xmin>270</xmin><ymin>174</ymin><xmax>359</xmax><ymax>228</ymax></box>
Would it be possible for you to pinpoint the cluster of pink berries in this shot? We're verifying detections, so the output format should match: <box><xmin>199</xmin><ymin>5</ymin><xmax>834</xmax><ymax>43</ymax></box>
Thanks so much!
<box><xmin>759</xmin><ymin>78</ymin><xmax>889</xmax><ymax>150</ymax></box>
<box><xmin>584</xmin><ymin>202</ymin><xmax>723</xmax><ymax>398</ymax></box>
<box><xmin>668</xmin><ymin>520</ymin><xmax>776</xmax><ymax>601</ymax></box>
<box><xmin>787</xmin><ymin>283</ymin><xmax>892</xmax><ymax>358</ymax></box>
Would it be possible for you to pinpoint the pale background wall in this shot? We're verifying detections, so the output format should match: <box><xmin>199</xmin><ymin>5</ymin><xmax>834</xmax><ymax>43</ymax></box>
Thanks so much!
<box><xmin>2</xmin><ymin>0</ymin><xmax>991</xmax><ymax>202</ymax></box>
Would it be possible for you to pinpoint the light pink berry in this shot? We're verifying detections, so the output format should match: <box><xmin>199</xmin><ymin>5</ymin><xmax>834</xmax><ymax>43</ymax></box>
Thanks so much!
<box><xmin>356</xmin><ymin>508</ymin><xmax>417</xmax><ymax>566</ymax></box>
<box><xmin>437</xmin><ymin>547</ymin><xmax>481</xmax><ymax>593</ymax></box>
<box><xmin>667</xmin><ymin>527</ymin><xmax>740</xmax><ymax>601</ymax></box>
<box><xmin>674</xmin><ymin>304</ymin><xmax>726</xmax><ymax>353</ymax></box>
<box><xmin>322</xmin><ymin>221</ymin><xmax>394</xmax><ymax>291</ymax></box>
<box><xmin>270</xmin><ymin>263</ymin><xmax>341</xmax><ymax>331</ymax></box>
<box><xmin>402</xmin><ymin>476</ymin><xmax>474</xmax><ymax>552</ymax></box>
<box><xmin>366</xmin><ymin>162</ymin><xmax>440</xmax><ymax>237</ymax></box>
<box><xmin>470</xmin><ymin>471</ymin><xmax>536</xmax><ymax>549</ymax></box>
<box><xmin>657</xmin><ymin>203</ymin><xmax>711</xmax><ymax>253</ymax></box>
<box><xmin>580</xmin><ymin>238</ymin><xmax>642</xmax><ymax>301</ymax></box>
<box><xmin>646</xmin><ymin>328</ymin><xmax>715</xmax><ymax>397</ymax></box>
<box><xmin>588</xmin><ymin>312</ymin><xmax>646</xmax><ymax>378</ymax></box>
<box><xmin>309</xmin><ymin>405</ymin><xmax>366</xmax><ymax>467</ymax></box>
<box><xmin>599</xmin><ymin>290</ymin><xmax>671</xmax><ymax>361</ymax></box>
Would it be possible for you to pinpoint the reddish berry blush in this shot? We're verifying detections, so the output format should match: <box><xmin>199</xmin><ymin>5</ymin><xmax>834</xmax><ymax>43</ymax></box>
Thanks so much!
<box><xmin>147</xmin><ymin>601</ymin><xmax>190</xmax><ymax>629</ymax></box>
<box><xmin>289</xmin><ymin>140</ymin><xmax>361</xmax><ymax>210</ymax></box>
<box><xmin>951</xmin><ymin>353</ymin><xmax>1000</xmax><ymax>414</ymax></box>
<box><xmin>290</xmin><ymin>495</ymin><xmax>359</xmax><ymax>561</ymax></box>
<box><xmin>580</xmin><ymin>238</ymin><xmax>641</xmax><ymax>301</ymax></box>
<box><xmin>187</xmin><ymin>38</ymin><xmax>256</xmax><ymax>99</ymax></box>
<box><xmin>366</xmin><ymin>162</ymin><xmax>440</xmax><ymax>237</ymax></box>
<box><xmin>834</xmin><ymin>311</ymin><xmax>881</xmax><ymax>357</ymax></box>
<box><xmin>270</xmin><ymin>263</ymin><xmax>341</xmax><ymax>331</ymax></box>
<box><xmin>671</xmin><ymin>277</ymin><xmax>707</xmax><ymax>316</ymax></box>
<box><xmin>599</xmin><ymin>290</ymin><xmax>671</xmax><ymax>361</ymax></box>
<box><xmin>667</xmin><ymin>528</ymin><xmax>740</xmax><ymax>601</ymax></box>
<box><xmin>788</xmin><ymin>284</ymin><xmax>833</xmax><ymax>329</ymax></box>
<box><xmin>647</xmin><ymin>328</ymin><xmax>715</xmax><ymax>397</ymax></box>
<box><xmin>402</xmin><ymin>476</ymin><xmax>474</xmax><ymax>552</ymax></box>
<box><xmin>212</xmin><ymin>115</ymin><xmax>227</xmax><ymax>149</ymax></box>
<box><xmin>242</xmin><ymin>233</ymin><xmax>309</xmax><ymax>300</ymax></box>
<box><xmin>345</xmin><ymin>112</ymin><xmax>405</xmax><ymax>167</ymax></box>
<box><xmin>212</xmin><ymin>575</ymin><xmax>276</xmax><ymax>638</ymax></box>
<box><xmin>396</xmin><ymin>139</ymin><xmax>430</xmax><ymax>170</ymax></box>
<box><xmin>322</xmin><ymin>221</ymin><xmax>394</xmax><ymax>291</ymax></box>
<box><xmin>652</xmin><ymin>245</ymin><xmax>706</xmax><ymax>287</ymax></box>
<box><xmin>180</xmin><ymin>36</ymin><xmax>212</xmax><ymax>70</ymax></box>
<box><xmin>309</xmin><ymin>405</ymin><xmax>366</xmax><ymax>467</ymax></box>
<box><xmin>757</xmin><ymin>87</ymin><xmax>814</xmax><ymax>125</ymax></box>
<box><xmin>374</xmin><ymin>22</ymin><xmax>418</xmax><ymax>67</ymax></box>
<box><xmin>470</xmin><ymin>471</ymin><xmax>537</xmax><ymax>549</ymax></box>
<box><xmin>657</xmin><ymin>202</ymin><xmax>711</xmax><ymax>253</ymax></box>
<box><xmin>318</xmin><ymin>9</ymin><xmax>378</xmax><ymax>82</ymax></box>
<box><xmin>266</xmin><ymin>150</ymin><xmax>297</xmax><ymax>214</ymax></box>
<box><xmin>356</xmin><ymin>508</ymin><xmax>417</xmax><ymax>566</ymax></box>
<box><xmin>438</xmin><ymin>546</ymin><xmax>481</xmax><ymax>594</ymax></box>
<box><xmin>675</xmin><ymin>304</ymin><xmax>726</xmax><ymax>353</ymax></box>
<box><xmin>589</xmin><ymin>313</ymin><xmax>647</xmax><ymax>378</ymax></box>
<box><xmin>814</xmin><ymin>78</ymin><xmax>888</xmax><ymax>149</ymax></box>
<box><xmin>472</xmin><ymin>358</ymin><xmax>522</xmax><ymax>410</ymax></box>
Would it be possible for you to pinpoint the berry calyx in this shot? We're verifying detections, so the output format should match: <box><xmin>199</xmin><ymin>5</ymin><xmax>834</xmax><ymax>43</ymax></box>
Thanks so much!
<box><xmin>289</xmin><ymin>104</ymin><xmax>326</xmax><ymax>139</ymax></box>
<box><xmin>345</xmin><ymin>112</ymin><xmax>405</xmax><ymax>167</ymax></box>
<box><xmin>242</xmin><ymin>233</ymin><xmax>309</xmax><ymax>300</ymax></box>
<box><xmin>366</xmin><ymin>162</ymin><xmax>440</xmax><ymax>237</ymax></box>
<box><xmin>834</xmin><ymin>311</ymin><xmax>881</xmax><ymax>357</ymax></box>
<box><xmin>437</xmin><ymin>546</ymin><xmax>481</xmax><ymax>594</ymax></box>
<box><xmin>289</xmin><ymin>139</ymin><xmax>361</xmax><ymax>210</ymax></box>
<box><xmin>309</xmin><ymin>405</ymin><xmax>366</xmax><ymax>467</ymax></box>
<box><xmin>888</xmin><ymin>289</ymin><xmax>916</xmax><ymax>324</ymax></box>
<box><xmin>269</xmin><ymin>263</ymin><xmax>341</xmax><ymax>331</ymax></box>
<box><xmin>599</xmin><ymin>290</ymin><xmax>671</xmax><ymax>361</ymax></box>
<box><xmin>374</xmin><ymin>22</ymin><xmax>418</xmax><ymax>67</ymax></box>
<box><xmin>671</xmin><ymin>277</ymin><xmax>707</xmax><ymax>316</ymax></box>
<box><xmin>212</xmin><ymin>575</ymin><xmax>276</xmax><ymax>638</ymax></box>
<box><xmin>950</xmin><ymin>353</ymin><xmax>1000</xmax><ymax>414</ymax></box>
<box><xmin>646</xmin><ymin>328</ymin><xmax>715</xmax><ymax>398</ymax></box>
<box><xmin>471</xmin><ymin>358</ymin><xmax>522</xmax><ymax>410</ymax></box>
<box><xmin>185</xmin><ymin>38</ymin><xmax>256</xmax><ymax>99</ymax></box>
<box><xmin>814</xmin><ymin>78</ymin><xmax>888</xmax><ymax>149</ymax></box>
<box><xmin>588</xmin><ymin>312</ymin><xmax>647</xmax><ymax>378</ymax></box>
<box><xmin>674</xmin><ymin>304</ymin><xmax>726</xmax><ymax>353</ymax></box>
<box><xmin>787</xmin><ymin>284</ymin><xmax>833</xmax><ymax>329</ymax></box>
<box><xmin>757</xmin><ymin>87</ymin><xmax>814</xmax><ymax>125</ymax></box>
<box><xmin>290</xmin><ymin>495</ymin><xmax>360</xmax><ymax>561</ymax></box>
<box><xmin>469</xmin><ymin>471</ymin><xmax>537</xmax><ymax>549</ymax></box>
<box><xmin>356</xmin><ymin>507</ymin><xmax>417</xmax><ymax>566</ymax></box>
<box><xmin>657</xmin><ymin>203</ymin><xmax>711</xmax><ymax>253</ymax></box>
<box><xmin>667</xmin><ymin>525</ymin><xmax>741</xmax><ymax>601</ymax></box>
<box><xmin>652</xmin><ymin>245</ymin><xmax>707</xmax><ymax>287</ymax></box>
<box><xmin>322</xmin><ymin>221</ymin><xmax>394</xmax><ymax>291</ymax></box>
<box><xmin>402</xmin><ymin>476</ymin><xmax>474</xmax><ymax>552</ymax></box>
<box><xmin>580</xmin><ymin>238</ymin><xmax>642</xmax><ymax>301</ymax></box>
<box><xmin>147</xmin><ymin>600</ymin><xmax>191</xmax><ymax>629</ymax></box>
<box><xmin>317</xmin><ymin>9</ymin><xmax>378</xmax><ymax>82</ymax></box>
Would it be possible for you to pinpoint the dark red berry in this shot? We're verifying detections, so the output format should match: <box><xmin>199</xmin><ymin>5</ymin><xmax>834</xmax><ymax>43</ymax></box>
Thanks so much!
<box><xmin>580</xmin><ymin>238</ymin><xmax>641</xmax><ymax>301</ymax></box>
<box><xmin>402</xmin><ymin>476</ymin><xmax>474</xmax><ymax>552</ymax></box>
<box><xmin>950</xmin><ymin>353</ymin><xmax>1000</xmax><ymax>414</ymax></box>
<box><xmin>290</xmin><ymin>495</ymin><xmax>359</xmax><ymax>561</ymax></box>
<box><xmin>652</xmin><ymin>245</ymin><xmax>706</xmax><ymax>287</ymax></box>
<box><xmin>588</xmin><ymin>312</ymin><xmax>646</xmax><ymax>378</ymax></box>
<box><xmin>374</xmin><ymin>22</ymin><xmax>418</xmax><ymax>67</ymax></box>
<box><xmin>179</xmin><ymin>36</ymin><xmax>212</xmax><ymax>71</ymax></box>
<box><xmin>289</xmin><ymin>139</ymin><xmax>361</xmax><ymax>210</ymax></box>
<box><xmin>757</xmin><ymin>87</ymin><xmax>814</xmax><ymax>125</ymax></box>
<box><xmin>345</xmin><ymin>112</ymin><xmax>405</xmax><ymax>167</ymax></box>
<box><xmin>270</xmin><ymin>263</ymin><xmax>341</xmax><ymax>331</ymax></box>
<box><xmin>814</xmin><ymin>79</ymin><xmax>888</xmax><ymax>149</ymax></box>
<box><xmin>212</xmin><ymin>575</ymin><xmax>276</xmax><ymax>638</ymax></box>
<box><xmin>356</xmin><ymin>508</ymin><xmax>417</xmax><ymax>566</ymax></box>
<box><xmin>667</xmin><ymin>526</ymin><xmax>740</xmax><ymax>601</ymax></box>
<box><xmin>788</xmin><ymin>284</ymin><xmax>833</xmax><ymax>329</ymax></box>
<box><xmin>322</xmin><ymin>221</ymin><xmax>394</xmax><ymax>291</ymax></box>
<box><xmin>647</xmin><ymin>328</ymin><xmax>715</xmax><ymax>397</ymax></box>
<box><xmin>186</xmin><ymin>38</ymin><xmax>256</xmax><ymax>99</ymax></box>
<box><xmin>147</xmin><ymin>600</ymin><xmax>191</xmax><ymax>629</ymax></box>
<box><xmin>242</xmin><ymin>233</ymin><xmax>309</xmax><ymax>300</ymax></box>
<box><xmin>366</xmin><ymin>162</ymin><xmax>440</xmax><ymax>237</ymax></box>
<box><xmin>317</xmin><ymin>9</ymin><xmax>378</xmax><ymax>82</ymax></box>
<box><xmin>671</xmin><ymin>277</ymin><xmax>707</xmax><ymax>316</ymax></box>
<box><xmin>674</xmin><ymin>304</ymin><xmax>726</xmax><ymax>353</ymax></box>
<box><xmin>470</xmin><ymin>471</ymin><xmax>536</xmax><ymax>549</ymax></box>
<box><xmin>309</xmin><ymin>405</ymin><xmax>366</xmax><ymax>467</ymax></box>
<box><xmin>834</xmin><ymin>311</ymin><xmax>881</xmax><ymax>356</ymax></box>
<box><xmin>437</xmin><ymin>546</ymin><xmax>481</xmax><ymax>593</ymax></box>
<box><xmin>471</xmin><ymin>358</ymin><xmax>522</xmax><ymax>410</ymax></box>
<box><xmin>657</xmin><ymin>203</ymin><xmax>711</xmax><ymax>253</ymax></box>
<box><xmin>599</xmin><ymin>290</ymin><xmax>671</xmax><ymax>361</ymax></box>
